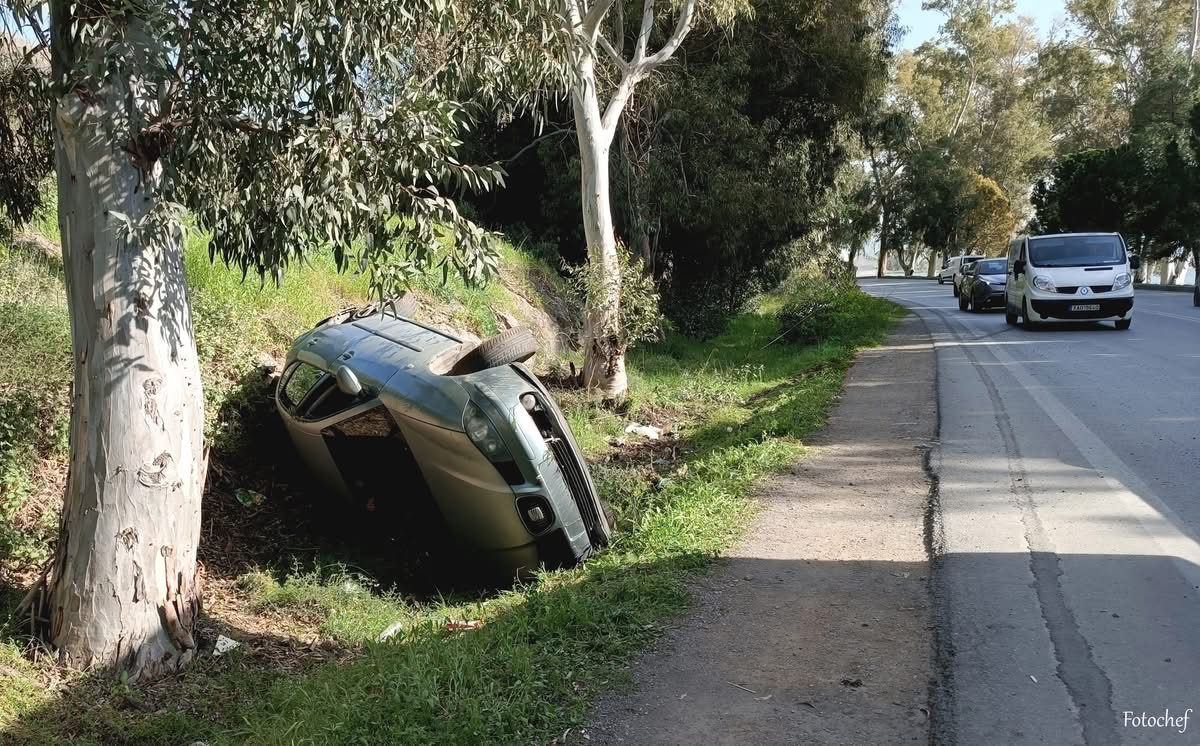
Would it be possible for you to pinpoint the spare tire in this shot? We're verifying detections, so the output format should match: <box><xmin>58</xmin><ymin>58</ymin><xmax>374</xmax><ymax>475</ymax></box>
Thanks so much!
<box><xmin>449</xmin><ymin>326</ymin><xmax>538</xmax><ymax>375</ymax></box>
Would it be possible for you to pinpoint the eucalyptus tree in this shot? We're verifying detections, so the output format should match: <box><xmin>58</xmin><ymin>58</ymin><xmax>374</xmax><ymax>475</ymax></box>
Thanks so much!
<box><xmin>0</xmin><ymin>0</ymin><xmax>566</xmax><ymax>680</ymax></box>
<box><xmin>558</xmin><ymin>0</ymin><xmax>747</xmax><ymax>399</ymax></box>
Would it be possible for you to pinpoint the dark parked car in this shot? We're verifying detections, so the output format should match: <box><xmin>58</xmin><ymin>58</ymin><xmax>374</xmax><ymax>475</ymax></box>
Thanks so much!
<box><xmin>958</xmin><ymin>258</ymin><xmax>1008</xmax><ymax>312</ymax></box>
<box><xmin>276</xmin><ymin>295</ymin><xmax>611</xmax><ymax>578</ymax></box>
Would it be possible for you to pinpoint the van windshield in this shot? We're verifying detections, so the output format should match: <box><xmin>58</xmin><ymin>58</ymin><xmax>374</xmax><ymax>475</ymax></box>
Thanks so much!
<box><xmin>1029</xmin><ymin>235</ymin><xmax>1125</xmax><ymax>268</ymax></box>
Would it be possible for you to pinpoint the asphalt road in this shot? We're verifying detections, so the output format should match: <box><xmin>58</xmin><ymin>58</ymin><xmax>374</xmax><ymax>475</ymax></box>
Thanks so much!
<box><xmin>861</xmin><ymin>279</ymin><xmax>1200</xmax><ymax>746</ymax></box>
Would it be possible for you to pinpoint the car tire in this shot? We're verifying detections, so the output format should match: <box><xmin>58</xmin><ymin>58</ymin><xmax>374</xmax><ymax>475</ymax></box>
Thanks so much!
<box><xmin>449</xmin><ymin>326</ymin><xmax>538</xmax><ymax>374</ymax></box>
<box><xmin>958</xmin><ymin>294</ymin><xmax>968</xmax><ymax>311</ymax></box>
<box><xmin>1193</xmin><ymin>285</ymin><xmax>1199</xmax><ymax>307</ymax></box>
<box><xmin>1115</xmin><ymin>317</ymin><xmax>1132</xmax><ymax>330</ymax></box>
<box><xmin>938</xmin><ymin>277</ymin><xmax>945</xmax><ymax>285</ymax></box>
<box><xmin>1021</xmin><ymin>297</ymin><xmax>1038</xmax><ymax>330</ymax></box>
<box><xmin>953</xmin><ymin>283</ymin><xmax>960</xmax><ymax>298</ymax></box>
<box><xmin>1005</xmin><ymin>304</ymin><xmax>1018</xmax><ymax>325</ymax></box>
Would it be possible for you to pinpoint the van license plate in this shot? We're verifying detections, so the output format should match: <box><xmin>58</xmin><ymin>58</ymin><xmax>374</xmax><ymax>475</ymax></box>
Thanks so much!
<box><xmin>1070</xmin><ymin>304</ymin><xmax>1100</xmax><ymax>312</ymax></box>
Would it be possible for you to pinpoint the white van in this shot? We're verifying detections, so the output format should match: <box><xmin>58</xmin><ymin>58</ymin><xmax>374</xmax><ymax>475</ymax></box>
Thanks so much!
<box><xmin>1005</xmin><ymin>233</ymin><xmax>1140</xmax><ymax>330</ymax></box>
<box><xmin>940</xmin><ymin>254</ymin><xmax>983</xmax><ymax>293</ymax></box>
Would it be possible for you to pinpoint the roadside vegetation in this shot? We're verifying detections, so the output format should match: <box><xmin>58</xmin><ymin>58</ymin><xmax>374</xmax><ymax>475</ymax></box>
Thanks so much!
<box><xmin>0</xmin><ymin>206</ymin><xmax>901</xmax><ymax>741</ymax></box>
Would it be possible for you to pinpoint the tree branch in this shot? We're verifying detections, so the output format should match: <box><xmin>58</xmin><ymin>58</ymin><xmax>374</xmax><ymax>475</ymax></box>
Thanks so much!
<box><xmin>613</xmin><ymin>0</ymin><xmax>625</xmax><ymax>57</ymax></box>
<box><xmin>601</xmin><ymin>69</ymin><xmax>640</xmax><ymax>134</ymax></box>
<box><xmin>633</xmin><ymin>0</ymin><xmax>656</xmax><ymax>62</ymax></box>
<box><xmin>640</xmin><ymin>0</ymin><xmax>695</xmax><ymax>70</ymax></box>
<box><xmin>581</xmin><ymin>0</ymin><xmax>617</xmax><ymax>42</ymax></box>
<box><xmin>504</xmin><ymin>127</ymin><xmax>571</xmax><ymax>163</ymax></box>
<box><xmin>597</xmin><ymin>34</ymin><xmax>629</xmax><ymax>72</ymax></box>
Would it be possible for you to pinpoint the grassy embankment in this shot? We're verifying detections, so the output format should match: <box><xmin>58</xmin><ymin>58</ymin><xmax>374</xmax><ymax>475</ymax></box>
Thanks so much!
<box><xmin>0</xmin><ymin>208</ymin><xmax>902</xmax><ymax>744</ymax></box>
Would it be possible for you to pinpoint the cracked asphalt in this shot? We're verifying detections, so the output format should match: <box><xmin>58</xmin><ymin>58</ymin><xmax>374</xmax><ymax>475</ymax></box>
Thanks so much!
<box><xmin>865</xmin><ymin>279</ymin><xmax>1200</xmax><ymax>746</ymax></box>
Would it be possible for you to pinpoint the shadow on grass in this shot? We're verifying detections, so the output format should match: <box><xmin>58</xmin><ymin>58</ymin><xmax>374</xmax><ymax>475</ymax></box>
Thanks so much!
<box><xmin>0</xmin><ymin>550</ymin><xmax>711</xmax><ymax>745</ymax></box>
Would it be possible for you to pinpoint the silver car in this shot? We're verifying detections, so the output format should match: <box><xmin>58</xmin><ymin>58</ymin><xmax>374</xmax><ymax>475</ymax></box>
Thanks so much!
<box><xmin>276</xmin><ymin>297</ymin><xmax>611</xmax><ymax>577</ymax></box>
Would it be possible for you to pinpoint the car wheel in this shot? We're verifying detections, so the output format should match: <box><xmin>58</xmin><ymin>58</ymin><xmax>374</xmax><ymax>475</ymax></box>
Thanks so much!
<box><xmin>1115</xmin><ymin>317</ymin><xmax>1132</xmax><ymax>330</ymax></box>
<box><xmin>952</xmin><ymin>284</ymin><xmax>960</xmax><ymax>298</ymax></box>
<box><xmin>1005</xmin><ymin>304</ymin><xmax>1018</xmax><ymax>325</ymax></box>
<box><xmin>1193</xmin><ymin>285</ymin><xmax>1199</xmax><ymax>307</ymax></box>
<box><xmin>449</xmin><ymin>326</ymin><xmax>538</xmax><ymax>374</ymax></box>
<box><xmin>938</xmin><ymin>277</ymin><xmax>945</xmax><ymax>285</ymax></box>
<box><xmin>958</xmin><ymin>293</ymin><xmax>968</xmax><ymax>311</ymax></box>
<box><xmin>1021</xmin><ymin>298</ymin><xmax>1038</xmax><ymax>330</ymax></box>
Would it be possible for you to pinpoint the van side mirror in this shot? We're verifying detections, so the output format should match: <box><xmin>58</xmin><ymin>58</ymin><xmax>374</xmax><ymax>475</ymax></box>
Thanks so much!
<box><xmin>334</xmin><ymin>365</ymin><xmax>363</xmax><ymax>396</ymax></box>
<box><xmin>1013</xmin><ymin>259</ymin><xmax>1026</xmax><ymax>275</ymax></box>
<box><xmin>1129</xmin><ymin>255</ymin><xmax>1141</xmax><ymax>271</ymax></box>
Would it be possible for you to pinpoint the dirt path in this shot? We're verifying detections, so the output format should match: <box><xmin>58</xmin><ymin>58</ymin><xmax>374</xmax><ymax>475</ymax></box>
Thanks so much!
<box><xmin>586</xmin><ymin>315</ymin><xmax>937</xmax><ymax>745</ymax></box>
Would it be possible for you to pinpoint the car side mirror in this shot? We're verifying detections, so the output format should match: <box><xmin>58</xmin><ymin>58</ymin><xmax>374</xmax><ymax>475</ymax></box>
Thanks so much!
<box><xmin>1129</xmin><ymin>255</ymin><xmax>1141</xmax><ymax>271</ymax></box>
<box><xmin>334</xmin><ymin>365</ymin><xmax>363</xmax><ymax>396</ymax></box>
<box><xmin>1013</xmin><ymin>259</ymin><xmax>1026</xmax><ymax>275</ymax></box>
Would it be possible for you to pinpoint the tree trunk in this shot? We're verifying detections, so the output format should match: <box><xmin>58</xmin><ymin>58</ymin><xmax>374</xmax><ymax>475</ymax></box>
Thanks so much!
<box><xmin>847</xmin><ymin>241</ymin><xmax>860</xmax><ymax>276</ymax></box>
<box><xmin>572</xmin><ymin>61</ymin><xmax>627</xmax><ymax>401</ymax></box>
<box><xmin>926</xmin><ymin>249</ymin><xmax>940</xmax><ymax>278</ymax></box>
<box><xmin>1190</xmin><ymin>0</ymin><xmax>1199</xmax><ymax>71</ymax></box>
<box><xmin>876</xmin><ymin>205</ymin><xmax>889</xmax><ymax>278</ymax></box>
<box><xmin>897</xmin><ymin>246</ymin><xmax>914</xmax><ymax>276</ymax></box>
<box><xmin>43</xmin><ymin>76</ymin><xmax>205</xmax><ymax>680</ymax></box>
<box><xmin>1168</xmin><ymin>258</ymin><xmax>1187</xmax><ymax>285</ymax></box>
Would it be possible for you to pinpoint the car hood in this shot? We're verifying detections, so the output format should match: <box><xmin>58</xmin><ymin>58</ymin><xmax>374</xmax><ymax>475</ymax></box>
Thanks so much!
<box><xmin>979</xmin><ymin>273</ymin><xmax>1006</xmax><ymax>284</ymax></box>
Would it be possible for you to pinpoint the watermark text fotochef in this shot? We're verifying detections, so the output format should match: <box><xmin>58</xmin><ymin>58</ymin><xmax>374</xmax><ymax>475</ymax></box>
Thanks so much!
<box><xmin>1122</xmin><ymin>709</ymin><xmax>1193</xmax><ymax>734</ymax></box>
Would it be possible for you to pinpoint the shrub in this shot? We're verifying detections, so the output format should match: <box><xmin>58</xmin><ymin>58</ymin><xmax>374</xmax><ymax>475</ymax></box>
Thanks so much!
<box><xmin>568</xmin><ymin>245</ymin><xmax>663</xmax><ymax>349</ymax></box>
<box><xmin>776</xmin><ymin>276</ymin><xmax>876</xmax><ymax>345</ymax></box>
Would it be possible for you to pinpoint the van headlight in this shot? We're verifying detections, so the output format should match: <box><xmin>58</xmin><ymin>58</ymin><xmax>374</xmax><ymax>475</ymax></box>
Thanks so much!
<box><xmin>1032</xmin><ymin>275</ymin><xmax>1056</xmax><ymax>292</ymax></box>
<box><xmin>464</xmin><ymin>402</ymin><xmax>513</xmax><ymax>461</ymax></box>
<box><xmin>1113</xmin><ymin>272</ymin><xmax>1131</xmax><ymax>290</ymax></box>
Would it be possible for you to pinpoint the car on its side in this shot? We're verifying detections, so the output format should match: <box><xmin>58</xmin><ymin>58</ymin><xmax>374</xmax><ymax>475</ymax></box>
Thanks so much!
<box><xmin>957</xmin><ymin>257</ymin><xmax>1008</xmax><ymax>312</ymax></box>
<box><xmin>1005</xmin><ymin>232</ymin><xmax>1140</xmax><ymax>330</ymax></box>
<box><xmin>941</xmin><ymin>254</ymin><xmax>984</xmax><ymax>295</ymax></box>
<box><xmin>276</xmin><ymin>296</ymin><xmax>611</xmax><ymax>578</ymax></box>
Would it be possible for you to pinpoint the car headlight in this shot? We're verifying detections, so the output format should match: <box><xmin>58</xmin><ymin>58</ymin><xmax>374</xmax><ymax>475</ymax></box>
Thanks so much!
<box><xmin>1032</xmin><ymin>275</ymin><xmax>1056</xmax><ymax>292</ymax></box>
<box><xmin>1113</xmin><ymin>272</ymin><xmax>1131</xmax><ymax>290</ymax></box>
<box><xmin>464</xmin><ymin>401</ymin><xmax>513</xmax><ymax>462</ymax></box>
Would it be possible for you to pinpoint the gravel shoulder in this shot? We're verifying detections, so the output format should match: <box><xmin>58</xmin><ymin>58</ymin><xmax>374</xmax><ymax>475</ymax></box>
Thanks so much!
<box><xmin>586</xmin><ymin>315</ymin><xmax>937</xmax><ymax>745</ymax></box>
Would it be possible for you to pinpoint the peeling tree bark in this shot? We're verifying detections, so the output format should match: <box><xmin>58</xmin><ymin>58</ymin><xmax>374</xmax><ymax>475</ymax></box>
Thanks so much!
<box><xmin>43</xmin><ymin>59</ymin><xmax>205</xmax><ymax>680</ymax></box>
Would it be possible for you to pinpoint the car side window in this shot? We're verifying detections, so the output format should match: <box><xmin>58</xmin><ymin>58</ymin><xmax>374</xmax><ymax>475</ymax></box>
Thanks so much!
<box><xmin>280</xmin><ymin>362</ymin><xmax>364</xmax><ymax>421</ymax></box>
<box><xmin>281</xmin><ymin>362</ymin><xmax>323</xmax><ymax>411</ymax></box>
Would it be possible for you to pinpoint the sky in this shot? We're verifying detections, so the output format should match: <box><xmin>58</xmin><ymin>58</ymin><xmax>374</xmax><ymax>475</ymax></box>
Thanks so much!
<box><xmin>896</xmin><ymin>0</ymin><xmax>1070</xmax><ymax>49</ymax></box>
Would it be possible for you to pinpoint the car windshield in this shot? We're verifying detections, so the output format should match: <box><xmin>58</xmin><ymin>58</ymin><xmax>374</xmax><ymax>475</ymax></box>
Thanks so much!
<box><xmin>1029</xmin><ymin>235</ymin><xmax>1125</xmax><ymax>267</ymax></box>
<box><xmin>975</xmin><ymin>259</ymin><xmax>1006</xmax><ymax>275</ymax></box>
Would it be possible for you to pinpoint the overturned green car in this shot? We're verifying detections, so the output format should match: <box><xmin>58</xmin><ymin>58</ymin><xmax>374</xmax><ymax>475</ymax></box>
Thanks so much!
<box><xmin>276</xmin><ymin>296</ymin><xmax>611</xmax><ymax>577</ymax></box>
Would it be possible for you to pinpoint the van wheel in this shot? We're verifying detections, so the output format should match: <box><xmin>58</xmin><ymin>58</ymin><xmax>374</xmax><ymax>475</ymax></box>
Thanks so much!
<box><xmin>1021</xmin><ymin>298</ymin><xmax>1038</xmax><ymax>330</ymax></box>
<box><xmin>1115</xmin><ymin>318</ymin><xmax>1131</xmax><ymax>330</ymax></box>
<box><xmin>1005</xmin><ymin>305</ymin><xmax>1018</xmax><ymax>325</ymax></box>
<box><xmin>449</xmin><ymin>326</ymin><xmax>538</xmax><ymax>374</ymax></box>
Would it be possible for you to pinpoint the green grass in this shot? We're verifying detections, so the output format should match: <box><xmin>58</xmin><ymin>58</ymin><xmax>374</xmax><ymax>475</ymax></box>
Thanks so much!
<box><xmin>0</xmin><ymin>217</ymin><xmax>903</xmax><ymax>744</ymax></box>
